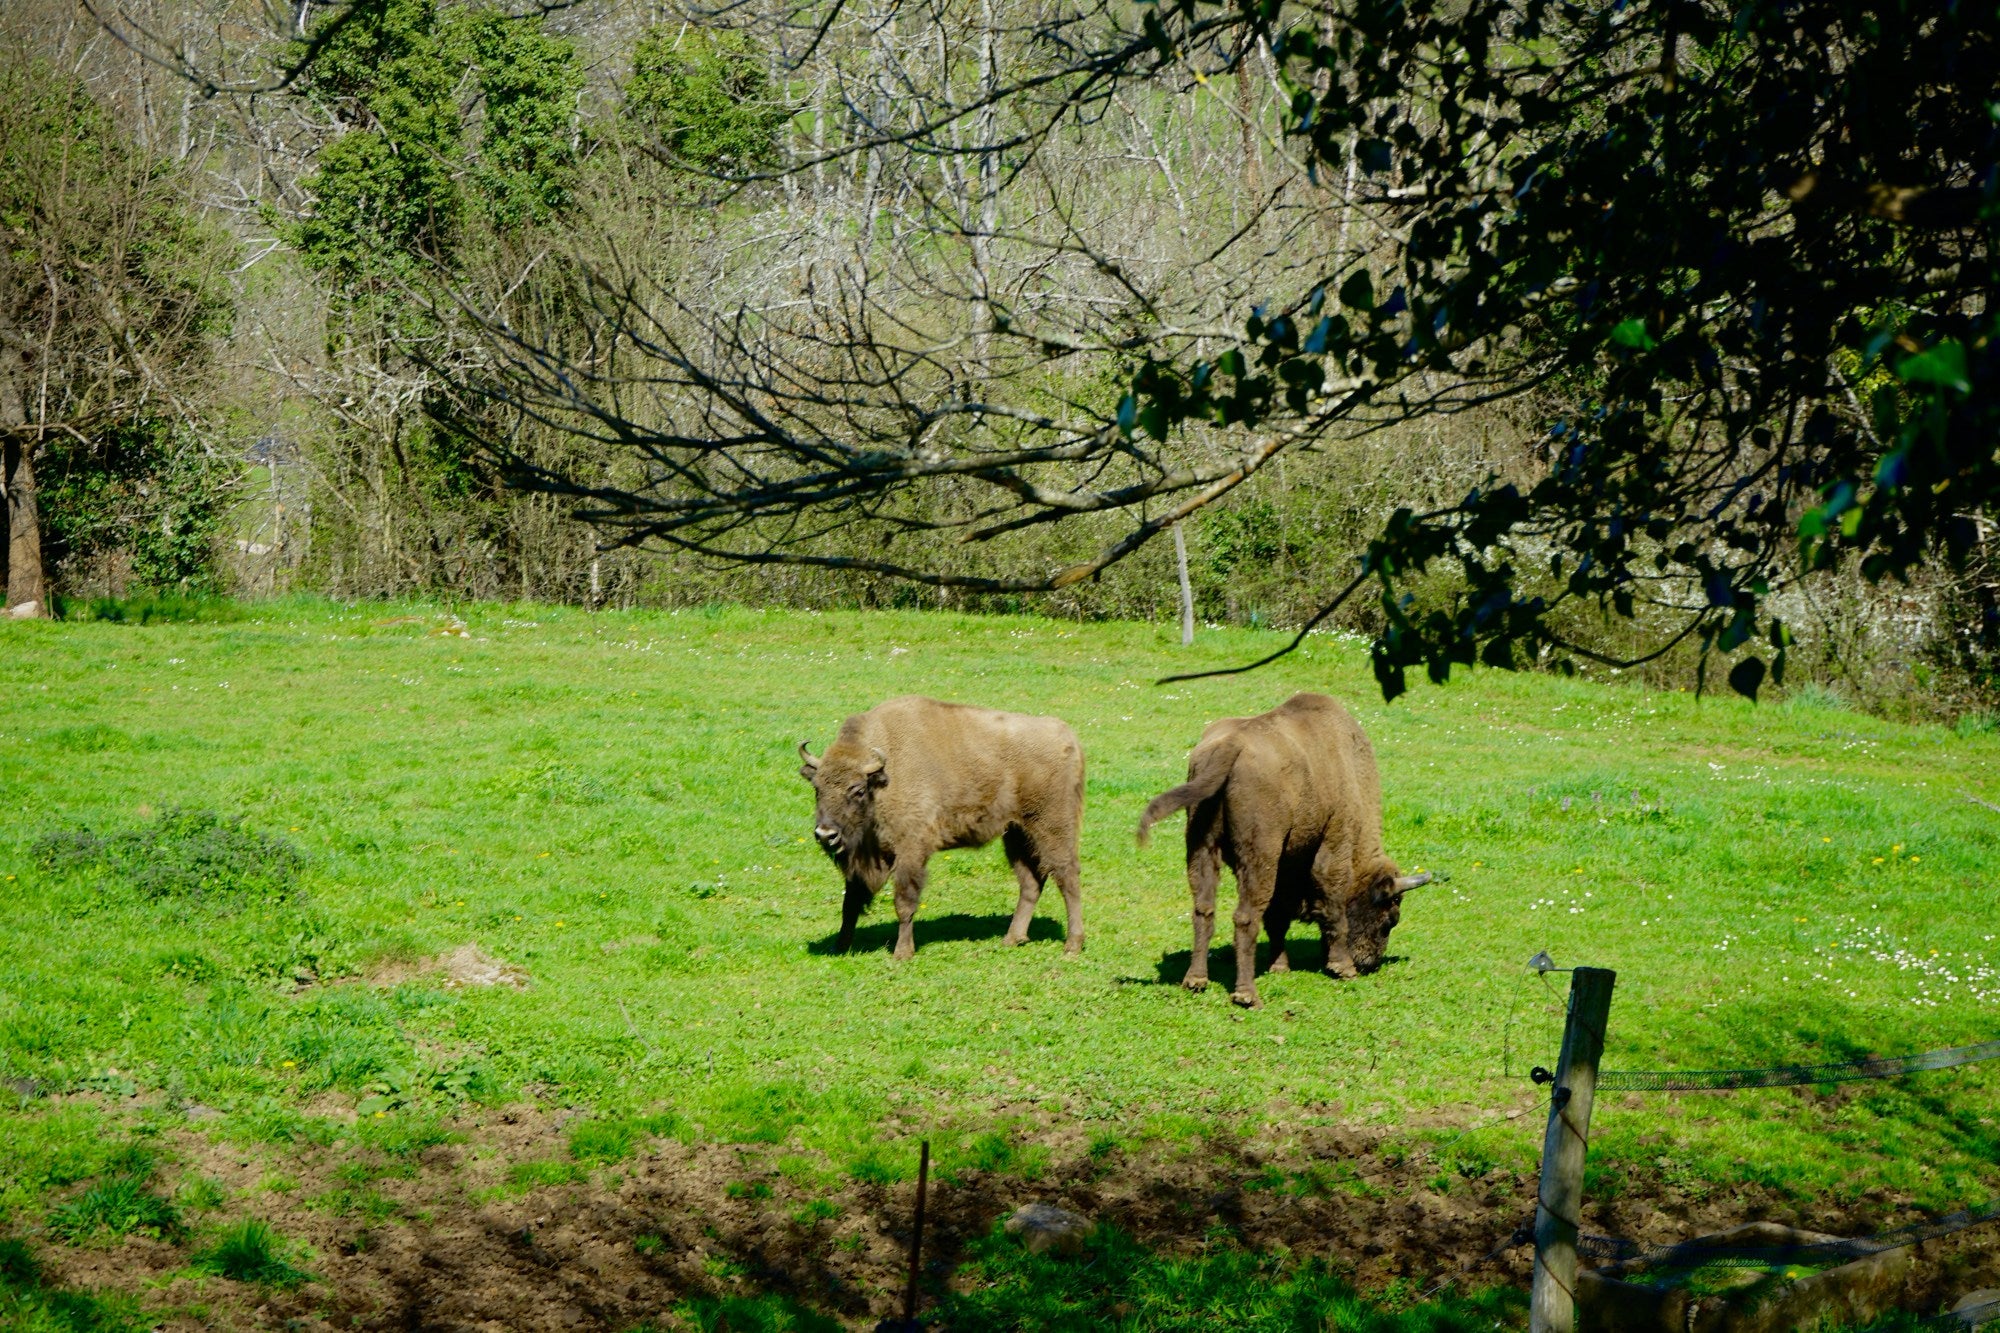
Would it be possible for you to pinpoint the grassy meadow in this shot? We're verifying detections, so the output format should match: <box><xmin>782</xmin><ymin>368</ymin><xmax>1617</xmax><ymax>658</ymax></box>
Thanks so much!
<box><xmin>4</xmin><ymin>597</ymin><xmax>2000</xmax><ymax>1326</ymax></box>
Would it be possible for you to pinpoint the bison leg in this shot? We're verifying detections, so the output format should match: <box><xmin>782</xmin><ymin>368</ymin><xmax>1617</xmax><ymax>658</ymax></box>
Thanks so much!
<box><xmin>1183</xmin><ymin>839</ymin><xmax>1223</xmax><ymax>992</ymax></box>
<box><xmin>1051</xmin><ymin>853</ymin><xmax>1084</xmax><ymax>955</ymax></box>
<box><xmin>1265</xmin><ymin>900</ymin><xmax>1295</xmax><ymax>974</ymax></box>
<box><xmin>835</xmin><ymin>880</ymin><xmax>870</xmax><ymax>954</ymax></box>
<box><xmin>1311</xmin><ymin>838</ymin><xmax>1361</xmax><ymax>979</ymax></box>
<box><xmin>1229</xmin><ymin>853</ymin><xmax>1278</xmax><ymax>1009</ymax></box>
<box><xmin>1001</xmin><ymin>827</ymin><xmax>1044</xmax><ymax>947</ymax></box>
<box><xmin>890</xmin><ymin>860</ymin><xmax>927</xmax><ymax>962</ymax></box>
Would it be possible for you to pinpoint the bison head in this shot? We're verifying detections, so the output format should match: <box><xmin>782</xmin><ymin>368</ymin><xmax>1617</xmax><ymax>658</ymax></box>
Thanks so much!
<box><xmin>1347</xmin><ymin>863</ymin><xmax>1431</xmax><ymax>974</ymax></box>
<box><xmin>797</xmin><ymin>740</ymin><xmax>888</xmax><ymax>865</ymax></box>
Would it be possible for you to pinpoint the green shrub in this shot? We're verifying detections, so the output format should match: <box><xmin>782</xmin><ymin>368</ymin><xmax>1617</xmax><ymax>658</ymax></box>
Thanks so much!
<box><xmin>64</xmin><ymin>593</ymin><xmax>242</xmax><ymax>625</ymax></box>
<box><xmin>33</xmin><ymin>808</ymin><xmax>303</xmax><ymax>905</ymax></box>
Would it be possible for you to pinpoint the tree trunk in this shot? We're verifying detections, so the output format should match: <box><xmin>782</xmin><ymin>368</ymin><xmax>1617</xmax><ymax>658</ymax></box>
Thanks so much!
<box><xmin>2</xmin><ymin>434</ymin><xmax>44</xmax><ymax>616</ymax></box>
<box><xmin>0</xmin><ymin>327</ymin><xmax>45</xmax><ymax>616</ymax></box>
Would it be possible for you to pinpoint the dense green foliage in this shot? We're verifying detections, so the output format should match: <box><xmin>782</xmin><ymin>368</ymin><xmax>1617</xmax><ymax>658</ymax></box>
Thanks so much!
<box><xmin>1117</xmin><ymin>0</ymin><xmax>1998</xmax><ymax>700</ymax></box>
<box><xmin>624</xmin><ymin>28</ymin><xmax>789</xmax><ymax>173</ymax></box>
<box><xmin>285</xmin><ymin>0</ymin><xmax>583</xmax><ymax>292</ymax></box>
<box><xmin>0</xmin><ymin>53</ymin><xmax>234</xmax><ymax>596</ymax></box>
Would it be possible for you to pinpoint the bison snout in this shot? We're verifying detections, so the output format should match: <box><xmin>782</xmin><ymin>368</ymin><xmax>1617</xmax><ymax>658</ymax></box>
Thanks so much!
<box><xmin>814</xmin><ymin>824</ymin><xmax>843</xmax><ymax>851</ymax></box>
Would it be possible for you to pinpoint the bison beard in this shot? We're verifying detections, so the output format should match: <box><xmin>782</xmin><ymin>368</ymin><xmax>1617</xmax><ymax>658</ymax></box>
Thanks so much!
<box><xmin>798</xmin><ymin>696</ymin><xmax>1085</xmax><ymax>961</ymax></box>
<box><xmin>1138</xmin><ymin>692</ymin><xmax>1429</xmax><ymax>1009</ymax></box>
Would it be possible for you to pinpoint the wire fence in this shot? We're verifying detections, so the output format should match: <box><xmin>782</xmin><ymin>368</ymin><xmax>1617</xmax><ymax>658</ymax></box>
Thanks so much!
<box><xmin>1578</xmin><ymin>1198</ymin><xmax>2000</xmax><ymax>1268</ymax></box>
<box><xmin>1513</xmin><ymin>966</ymin><xmax>2000</xmax><ymax>1328</ymax></box>
<box><xmin>1593</xmin><ymin>1039</ymin><xmax>2000</xmax><ymax>1092</ymax></box>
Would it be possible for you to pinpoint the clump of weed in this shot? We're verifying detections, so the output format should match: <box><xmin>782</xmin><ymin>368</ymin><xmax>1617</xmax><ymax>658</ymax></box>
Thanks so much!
<box><xmin>351</xmin><ymin>1113</ymin><xmax>455</xmax><ymax>1160</ymax></box>
<box><xmin>791</xmin><ymin>1199</ymin><xmax>839</xmax><ymax>1227</ymax></box>
<box><xmin>723</xmin><ymin>1180</ymin><xmax>772</xmax><ymax>1201</ymax></box>
<box><xmin>675</xmin><ymin>1293</ymin><xmax>842</xmax><ymax>1333</ymax></box>
<box><xmin>0</xmin><ymin>1237</ymin><xmax>40</xmax><ymax>1287</ymax></box>
<box><xmin>568</xmin><ymin>1113</ymin><xmax>680</xmax><ymax>1165</ymax></box>
<box><xmin>847</xmin><ymin>1149</ymin><xmax>907</xmax><ymax>1186</ymax></box>
<box><xmin>34</xmin><ymin>808</ymin><xmax>303</xmax><ymax>905</ymax></box>
<box><xmin>494</xmin><ymin>762</ymin><xmax>607</xmax><ymax>805</ymax></box>
<box><xmin>46</xmin><ymin>1174</ymin><xmax>182</xmax><ymax>1244</ymax></box>
<box><xmin>507</xmin><ymin>1160</ymin><xmax>588</xmax><ymax>1191</ymax></box>
<box><xmin>633</xmin><ymin>1232</ymin><xmax>667</xmax><ymax>1257</ymax></box>
<box><xmin>193</xmin><ymin>1219</ymin><xmax>309</xmax><ymax>1287</ymax></box>
<box><xmin>175</xmin><ymin>1176</ymin><xmax>227</xmax><ymax>1212</ymax></box>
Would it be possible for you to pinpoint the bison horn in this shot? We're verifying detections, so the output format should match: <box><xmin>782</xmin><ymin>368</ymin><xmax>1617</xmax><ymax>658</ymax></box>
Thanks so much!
<box><xmin>1393</xmin><ymin>871</ymin><xmax>1433</xmax><ymax>893</ymax></box>
<box><xmin>797</xmin><ymin>742</ymin><xmax>820</xmax><ymax>772</ymax></box>
<box><xmin>864</xmin><ymin>747</ymin><xmax>887</xmax><ymax>774</ymax></box>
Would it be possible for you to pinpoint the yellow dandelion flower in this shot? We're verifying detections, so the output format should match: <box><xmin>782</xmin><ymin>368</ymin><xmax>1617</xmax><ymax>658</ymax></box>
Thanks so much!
<box><xmin>1910</xmin><ymin>856</ymin><xmax>1922</xmax><ymax>863</ymax></box>
<box><xmin>1822</xmin><ymin>837</ymin><xmax>1831</xmax><ymax>843</ymax></box>
<box><xmin>555</xmin><ymin>920</ymin><xmax>566</xmax><ymax>927</ymax></box>
<box><xmin>1893</xmin><ymin>844</ymin><xmax>1904</xmax><ymax>852</ymax></box>
<box><xmin>282</xmin><ymin>1060</ymin><xmax>297</xmax><ymax>1068</ymax></box>
<box><xmin>1872</xmin><ymin>857</ymin><xmax>1885</xmax><ymax>864</ymax></box>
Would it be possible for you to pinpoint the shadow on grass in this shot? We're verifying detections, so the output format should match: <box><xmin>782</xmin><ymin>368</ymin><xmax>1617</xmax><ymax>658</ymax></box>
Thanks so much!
<box><xmin>1127</xmin><ymin>945</ymin><xmax>1409</xmax><ymax>988</ymax></box>
<box><xmin>1</xmin><ymin>1236</ymin><xmax>150</xmax><ymax>1333</ymax></box>
<box><xmin>655</xmin><ymin>1223</ymin><xmax>1523</xmax><ymax>1333</ymax></box>
<box><xmin>806</xmin><ymin>912</ymin><xmax>1064</xmax><ymax>956</ymax></box>
<box><xmin>939</xmin><ymin>1223</ymin><xmax>1519</xmax><ymax>1332</ymax></box>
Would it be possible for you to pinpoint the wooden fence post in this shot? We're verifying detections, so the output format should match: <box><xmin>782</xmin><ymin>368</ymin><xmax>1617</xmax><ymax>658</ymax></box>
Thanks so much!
<box><xmin>1530</xmin><ymin>966</ymin><xmax>1616</xmax><ymax>1333</ymax></box>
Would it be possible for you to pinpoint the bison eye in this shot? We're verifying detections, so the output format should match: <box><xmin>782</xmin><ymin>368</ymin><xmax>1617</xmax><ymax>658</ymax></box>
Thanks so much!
<box><xmin>849</xmin><ymin>784</ymin><xmax>865</xmax><ymax>798</ymax></box>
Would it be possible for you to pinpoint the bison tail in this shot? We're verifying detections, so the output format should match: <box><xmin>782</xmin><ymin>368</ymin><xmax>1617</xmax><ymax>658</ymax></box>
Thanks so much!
<box><xmin>1136</xmin><ymin>742</ymin><xmax>1239</xmax><ymax>847</ymax></box>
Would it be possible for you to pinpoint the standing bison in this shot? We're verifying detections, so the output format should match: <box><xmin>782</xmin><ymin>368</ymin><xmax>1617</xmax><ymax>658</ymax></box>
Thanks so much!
<box><xmin>798</xmin><ymin>695</ymin><xmax>1085</xmax><ymax>960</ymax></box>
<box><xmin>1137</xmin><ymin>692</ymin><xmax>1429</xmax><ymax>1008</ymax></box>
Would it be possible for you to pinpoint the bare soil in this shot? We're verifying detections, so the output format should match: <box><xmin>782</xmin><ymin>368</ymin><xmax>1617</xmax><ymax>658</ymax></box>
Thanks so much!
<box><xmin>39</xmin><ymin>1099</ymin><xmax>2000</xmax><ymax>1331</ymax></box>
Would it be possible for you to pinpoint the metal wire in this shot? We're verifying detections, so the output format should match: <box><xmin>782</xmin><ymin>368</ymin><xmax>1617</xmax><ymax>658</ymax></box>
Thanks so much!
<box><xmin>1594</xmin><ymin>1039</ymin><xmax>2000</xmax><ymax>1092</ymax></box>
<box><xmin>1578</xmin><ymin>1197</ymin><xmax>2000</xmax><ymax>1269</ymax></box>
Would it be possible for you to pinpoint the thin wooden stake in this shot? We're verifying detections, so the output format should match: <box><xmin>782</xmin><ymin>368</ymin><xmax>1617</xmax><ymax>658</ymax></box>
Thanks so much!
<box><xmin>1173</xmin><ymin>522</ymin><xmax>1195</xmax><ymax>646</ymax></box>
<box><xmin>904</xmin><ymin>1140</ymin><xmax>930</xmax><ymax>1327</ymax></box>
<box><xmin>1530</xmin><ymin>966</ymin><xmax>1615</xmax><ymax>1333</ymax></box>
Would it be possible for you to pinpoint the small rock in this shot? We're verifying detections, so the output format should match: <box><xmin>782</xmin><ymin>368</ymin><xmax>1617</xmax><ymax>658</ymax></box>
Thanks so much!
<box><xmin>7</xmin><ymin>599</ymin><xmax>40</xmax><ymax>620</ymax></box>
<box><xmin>1004</xmin><ymin>1203</ymin><xmax>1091</xmax><ymax>1256</ymax></box>
<box><xmin>4</xmin><ymin>1076</ymin><xmax>44</xmax><ymax>1101</ymax></box>
<box><xmin>184</xmin><ymin>1102</ymin><xmax>223</xmax><ymax>1121</ymax></box>
<box><xmin>1952</xmin><ymin>1290</ymin><xmax>2000</xmax><ymax>1318</ymax></box>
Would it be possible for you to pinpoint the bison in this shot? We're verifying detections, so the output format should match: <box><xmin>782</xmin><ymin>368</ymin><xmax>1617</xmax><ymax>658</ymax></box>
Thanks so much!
<box><xmin>798</xmin><ymin>695</ymin><xmax>1085</xmax><ymax>960</ymax></box>
<box><xmin>1137</xmin><ymin>692</ymin><xmax>1429</xmax><ymax>1008</ymax></box>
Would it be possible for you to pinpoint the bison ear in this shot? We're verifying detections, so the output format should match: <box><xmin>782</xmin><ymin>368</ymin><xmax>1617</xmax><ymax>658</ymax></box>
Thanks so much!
<box><xmin>863</xmin><ymin>746</ymin><xmax>889</xmax><ymax>787</ymax></box>
<box><xmin>797</xmin><ymin>742</ymin><xmax>820</xmax><ymax>781</ymax></box>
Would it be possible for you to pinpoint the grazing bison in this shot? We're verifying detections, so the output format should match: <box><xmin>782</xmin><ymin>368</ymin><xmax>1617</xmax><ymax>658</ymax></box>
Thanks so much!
<box><xmin>798</xmin><ymin>695</ymin><xmax>1085</xmax><ymax>960</ymax></box>
<box><xmin>1137</xmin><ymin>692</ymin><xmax>1429</xmax><ymax>1008</ymax></box>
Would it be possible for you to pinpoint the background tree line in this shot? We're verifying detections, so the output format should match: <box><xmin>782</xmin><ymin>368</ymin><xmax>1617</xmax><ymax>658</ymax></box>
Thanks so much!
<box><xmin>3</xmin><ymin>0</ymin><xmax>1994</xmax><ymax>719</ymax></box>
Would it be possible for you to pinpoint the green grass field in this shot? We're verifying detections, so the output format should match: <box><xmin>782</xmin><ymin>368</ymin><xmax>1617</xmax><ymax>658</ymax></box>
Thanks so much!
<box><xmin>4</xmin><ymin>598</ymin><xmax>1999</xmax><ymax>1327</ymax></box>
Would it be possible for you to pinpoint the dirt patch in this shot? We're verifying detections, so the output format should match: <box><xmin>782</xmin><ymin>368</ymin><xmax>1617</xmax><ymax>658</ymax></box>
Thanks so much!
<box><xmin>31</xmin><ymin>1104</ymin><xmax>2000</xmax><ymax>1331</ymax></box>
<box><xmin>369</xmin><ymin>943</ymin><xmax>531</xmax><ymax>991</ymax></box>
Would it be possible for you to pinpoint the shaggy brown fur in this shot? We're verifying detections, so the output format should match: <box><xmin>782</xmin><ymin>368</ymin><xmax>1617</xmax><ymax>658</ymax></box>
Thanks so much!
<box><xmin>1138</xmin><ymin>692</ymin><xmax>1428</xmax><ymax>1008</ymax></box>
<box><xmin>799</xmin><ymin>695</ymin><xmax>1085</xmax><ymax>960</ymax></box>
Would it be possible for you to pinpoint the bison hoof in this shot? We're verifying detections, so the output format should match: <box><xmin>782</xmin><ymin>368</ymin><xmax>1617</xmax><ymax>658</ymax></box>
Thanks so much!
<box><xmin>1230</xmin><ymin>989</ymin><xmax>1263</xmax><ymax>1009</ymax></box>
<box><xmin>1182</xmin><ymin>976</ymin><xmax>1209</xmax><ymax>993</ymax></box>
<box><xmin>1267</xmin><ymin>952</ymin><xmax>1291</xmax><ymax>974</ymax></box>
<box><xmin>1063</xmin><ymin>937</ymin><xmax>1084</xmax><ymax>956</ymax></box>
<box><xmin>1323</xmin><ymin>963</ymin><xmax>1359</xmax><ymax>980</ymax></box>
<box><xmin>1001</xmin><ymin>931</ymin><xmax>1027</xmax><ymax>947</ymax></box>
